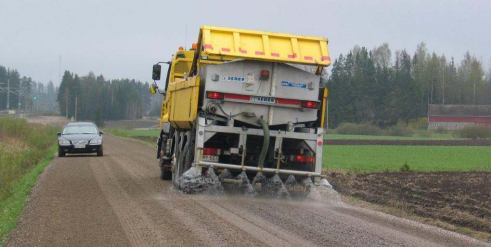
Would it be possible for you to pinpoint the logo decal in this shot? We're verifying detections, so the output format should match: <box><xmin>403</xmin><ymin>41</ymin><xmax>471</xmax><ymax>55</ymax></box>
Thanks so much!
<box><xmin>251</xmin><ymin>96</ymin><xmax>275</xmax><ymax>104</ymax></box>
<box><xmin>281</xmin><ymin>80</ymin><xmax>307</xmax><ymax>88</ymax></box>
<box><xmin>223</xmin><ymin>76</ymin><xmax>246</xmax><ymax>82</ymax></box>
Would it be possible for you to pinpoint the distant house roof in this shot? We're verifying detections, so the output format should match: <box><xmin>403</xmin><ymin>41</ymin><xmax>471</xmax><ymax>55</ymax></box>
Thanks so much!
<box><xmin>428</xmin><ymin>104</ymin><xmax>491</xmax><ymax>128</ymax></box>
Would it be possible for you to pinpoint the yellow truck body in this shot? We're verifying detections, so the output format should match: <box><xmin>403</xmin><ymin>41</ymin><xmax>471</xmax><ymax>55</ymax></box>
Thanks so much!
<box><xmin>199</xmin><ymin>25</ymin><xmax>331</xmax><ymax>66</ymax></box>
<box><xmin>162</xmin><ymin>26</ymin><xmax>331</xmax><ymax>129</ymax></box>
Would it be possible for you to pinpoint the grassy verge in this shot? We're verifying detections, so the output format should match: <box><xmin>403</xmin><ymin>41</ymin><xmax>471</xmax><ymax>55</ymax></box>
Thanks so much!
<box><xmin>105</xmin><ymin>128</ymin><xmax>160</xmax><ymax>138</ymax></box>
<box><xmin>105</xmin><ymin>128</ymin><xmax>159</xmax><ymax>145</ymax></box>
<box><xmin>324</xmin><ymin>145</ymin><xmax>491</xmax><ymax>172</ymax></box>
<box><xmin>0</xmin><ymin>118</ymin><xmax>57</xmax><ymax>199</ymax></box>
<box><xmin>0</xmin><ymin>145</ymin><xmax>56</xmax><ymax>246</ymax></box>
<box><xmin>0</xmin><ymin>117</ymin><xmax>58</xmax><ymax>246</ymax></box>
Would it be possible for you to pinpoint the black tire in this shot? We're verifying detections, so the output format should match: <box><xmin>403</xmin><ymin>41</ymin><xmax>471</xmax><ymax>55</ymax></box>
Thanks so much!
<box><xmin>159</xmin><ymin>132</ymin><xmax>172</xmax><ymax>180</ymax></box>
<box><xmin>58</xmin><ymin>147</ymin><xmax>65</xmax><ymax>157</ymax></box>
<box><xmin>160</xmin><ymin>166</ymin><xmax>172</xmax><ymax>180</ymax></box>
<box><xmin>97</xmin><ymin>147</ymin><xmax>104</xmax><ymax>157</ymax></box>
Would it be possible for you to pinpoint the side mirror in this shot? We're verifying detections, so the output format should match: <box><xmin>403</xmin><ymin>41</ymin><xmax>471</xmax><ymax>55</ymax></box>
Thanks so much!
<box><xmin>152</xmin><ymin>64</ymin><xmax>162</xmax><ymax>80</ymax></box>
<box><xmin>99</xmin><ymin>131</ymin><xmax>104</xmax><ymax>135</ymax></box>
<box><xmin>57</xmin><ymin>132</ymin><xmax>61</xmax><ymax>137</ymax></box>
<box><xmin>149</xmin><ymin>84</ymin><xmax>158</xmax><ymax>95</ymax></box>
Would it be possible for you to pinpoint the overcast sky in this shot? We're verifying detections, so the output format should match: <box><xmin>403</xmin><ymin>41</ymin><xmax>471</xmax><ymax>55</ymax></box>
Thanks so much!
<box><xmin>1</xmin><ymin>0</ymin><xmax>490</xmax><ymax>85</ymax></box>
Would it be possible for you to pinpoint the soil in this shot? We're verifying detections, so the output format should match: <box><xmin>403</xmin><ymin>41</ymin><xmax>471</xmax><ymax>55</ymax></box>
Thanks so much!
<box><xmin>6</xmin><ymin>135</ymin><xmax>490</xmax><ymax>247</ymax></box>
<box><xmin>327</xmin><ymin>172</ymin><xmax>491</xmax><ymax>240</ymax></box>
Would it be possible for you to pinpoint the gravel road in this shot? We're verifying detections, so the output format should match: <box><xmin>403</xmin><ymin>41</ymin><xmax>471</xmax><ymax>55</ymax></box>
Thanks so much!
<box><xmin>6</xmin><ymin>135</ymin><xmax>490</xmax><ymax>247</ymax></box>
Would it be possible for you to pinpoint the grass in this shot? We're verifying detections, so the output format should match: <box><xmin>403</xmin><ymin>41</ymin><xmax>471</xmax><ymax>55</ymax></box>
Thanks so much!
<box><xmin>324</xmin><ymin>145</ymin><xmax>491</xmax><ymax>172</ymax></box>
<box><xmin>105</xmin><ymin>128</ymin><xmax>159</xmax><ymax>147</ymax></box>
<box><xmin>0</xmin><ymin>145</ymin><xmax>56</xmax><ymax>246</ymax></box>
<box><xmin>105</xmin><ymin>128</ymin><xmax>160</xmax><ymax>138</ymax></box>
<box><xmin>0</xmin><ymin>118</ymin><xmax>58</xmax><ymax>200</ymax></box>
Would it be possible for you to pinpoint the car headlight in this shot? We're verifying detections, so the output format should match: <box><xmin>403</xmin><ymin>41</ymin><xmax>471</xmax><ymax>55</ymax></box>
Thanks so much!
<box><xmin>59</xmin><ymin>139</ymin><xmax>70</xmax><ymax>145</ymax></box>
<box><xmin>90</xmin><ymin>138</ymin><xmax>102</xmax><ymax>145</ymax></box>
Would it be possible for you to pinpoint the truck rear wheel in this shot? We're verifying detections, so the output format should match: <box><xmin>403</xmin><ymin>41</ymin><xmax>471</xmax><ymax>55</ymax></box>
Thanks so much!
<box><xmin>172</xmin><ymin>129</ymin><xmax>195</xmax><ymax>187</ymax></box>
<box><xmin>160</xmin><ymin>166</ymin><xmax>172</xmax><ymax>180</ymax></box>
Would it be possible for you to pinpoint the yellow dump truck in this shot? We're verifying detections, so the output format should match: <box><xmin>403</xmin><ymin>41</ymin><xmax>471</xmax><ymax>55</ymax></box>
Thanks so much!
<box><xmin>151</xmin><ymin>25</ymin><xmax>331</xmax><ymax>195</ymax></box>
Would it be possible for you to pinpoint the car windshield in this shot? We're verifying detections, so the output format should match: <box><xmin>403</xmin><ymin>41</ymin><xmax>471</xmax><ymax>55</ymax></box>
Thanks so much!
<box><xmin>62</xmin><ymin>126</ymin><xmax>98</xmax><ymax>135</ymax></box>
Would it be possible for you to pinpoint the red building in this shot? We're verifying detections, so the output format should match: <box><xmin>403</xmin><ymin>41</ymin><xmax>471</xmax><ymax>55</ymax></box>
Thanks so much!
<box><xmin>428</xmin><ymin>104</ymin><xmax>491</xmax><ymax>130</ymax></box>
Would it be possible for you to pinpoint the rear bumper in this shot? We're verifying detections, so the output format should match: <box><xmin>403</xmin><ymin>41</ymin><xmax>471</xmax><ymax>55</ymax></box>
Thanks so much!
<box><xmin>59</xmin><ymin>145</ymin><xmax>102</xmax><ymax>154</ymax></box>
<box><xmin>198</xmin><ymin>161</ymin><xmax>321</xmax><ymax>177</ymax></box>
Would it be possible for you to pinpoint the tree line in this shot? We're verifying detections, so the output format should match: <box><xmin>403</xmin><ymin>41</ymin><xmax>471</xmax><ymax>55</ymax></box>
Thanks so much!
<box><xmin>57</xmin><ymin>71</ymin><xmax>152</xmax><ymax>125</ymax></box>
<box><xmin>0</xmin><ymin>65</ymin><xmax>58</xmax><ymax>113</ymax></box>
<box><xmin>0</xmin><ymin>66</ymin><xmax>34</xmax><ymax>111</ymax></box>
<box><xmin>327</xmin><ymin>43</ymin><xmax>491</xmax><ymax>128</ymax></box>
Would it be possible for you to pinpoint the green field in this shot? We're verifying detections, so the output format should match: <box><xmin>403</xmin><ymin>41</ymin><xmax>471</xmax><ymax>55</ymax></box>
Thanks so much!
<box><xmin>324</xmin><ymin>145</ymin><xmax>491</xmax><ymax>172</ymax></box>
<box><xmin>105</xmin><ymin>128</ymin><xmax>490</xmax><ymax>173</ymax></box>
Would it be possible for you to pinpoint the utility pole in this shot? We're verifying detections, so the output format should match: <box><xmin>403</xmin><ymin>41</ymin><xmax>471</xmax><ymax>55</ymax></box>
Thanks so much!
<box><xmin>17</xmin><ymin>80</ymin><xmax>22</xmax><ymax>111</ymax></box>
<box><xmin>442</xmin><ymin>66</ymin><xmax>445</xmax><ymax>105</ymax></box>
<box><xmin>430</xmin><ymin>79</ymin><xmax>434</xmax><ymax>105</ymax></box>
<box><xmin>65</xmin><ymin>88</ymin><xmax>68</xmax><ymax>118</ymax></box>
<box><xmin>74</xmin><ymin>96</ymin><xmax>78</xmax><ymax>121</ymax></box>
<box><xmin>17</xmin><ymin>88</ymin><xmax>21</xmax><ymax>111</ymax></box>
<box><xmin>473</xmin><ymin>82</ymin><xmax>477</xmax><ymax>105</ymax></box>
<box><xmin>6</xmin><ymin>77</ymin><xmax>10</xmax><ymax>110</ymax></box>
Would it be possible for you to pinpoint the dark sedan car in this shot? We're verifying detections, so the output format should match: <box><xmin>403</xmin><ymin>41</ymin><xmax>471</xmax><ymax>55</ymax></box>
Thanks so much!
<box><xmin>58</xmin><ymin>122</ymin><xmax>103</xmax><ymax>157</ymax></box>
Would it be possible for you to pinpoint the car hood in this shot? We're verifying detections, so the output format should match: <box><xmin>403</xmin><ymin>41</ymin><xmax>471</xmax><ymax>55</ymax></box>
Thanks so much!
<box><xmin>59</xmin><ymin>134</ymin><xmax>101</xmax><ymax>142</ymax></box>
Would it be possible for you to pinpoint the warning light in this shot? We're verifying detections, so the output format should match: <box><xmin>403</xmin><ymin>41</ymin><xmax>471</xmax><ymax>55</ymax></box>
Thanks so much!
<box><xmin>301</xmin><ymin>101</ymin><xmax>318</xmax><ymax>109</ymax></box>
<box><xmin>260</xmin><ymin>70</ymin><xmax>270</xmax><ymax>80</ymax></box>
<box><xmin>206</xmin><ymin>91</ymin><xmax>224</xmax><ymax>100</ymax></box>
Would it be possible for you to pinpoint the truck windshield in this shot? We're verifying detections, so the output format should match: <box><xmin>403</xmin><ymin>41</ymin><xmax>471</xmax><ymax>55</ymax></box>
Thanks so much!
<box><xmin>63</xmin><ymin>126</ymin><xmax>98</xmax><ymax>135</ymax></box>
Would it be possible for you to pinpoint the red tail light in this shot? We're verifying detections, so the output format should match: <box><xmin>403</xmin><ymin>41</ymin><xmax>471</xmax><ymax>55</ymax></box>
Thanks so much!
<box><xmin>260</xmin><ymin>70</ymin><xmax>270</xmax><ymax>80</ymax></box>
<box><xmin>207</xmin><ymin>91</ymin><xmax>224</xmax><ymax>100</ymax></box>
<box><xmin>292</xmin><ymin>155</ymin><xmax>315</xmax><ymax>164</ymax></box>
<box><xmin>301</xmin><ymin>101</ymin><xmax>318</xmax><ymax>109</ymax></box>
<box><xmin>203</xmin><ymin>147</ymin><xmax>220</xmax><ymax>155</ymax></box>
<box><xmin>294</xmin><ymin>155</ymin><xmax>306</xmax><ymax>163</ymax></box>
